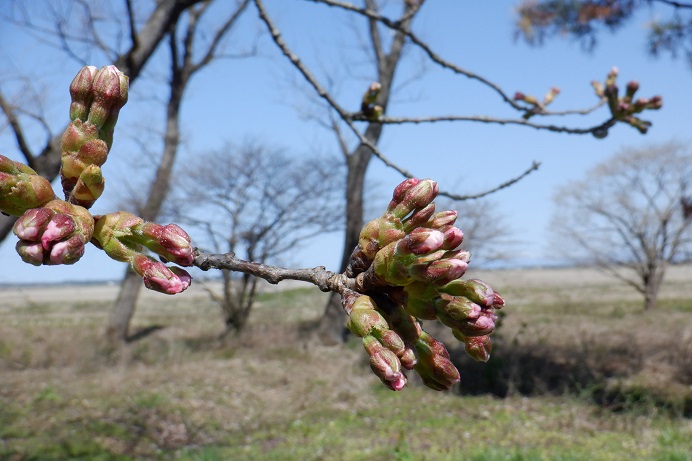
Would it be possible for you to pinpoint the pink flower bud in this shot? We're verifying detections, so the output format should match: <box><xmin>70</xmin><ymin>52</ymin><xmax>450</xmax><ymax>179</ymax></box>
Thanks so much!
<box><xmin>88</xmin><ymin>66</ymin><xmax>129</xmax><ymax>131</ymax></box>
<box><xmin>453</xmin><ymin>310</ymin><xmax>497</xmax><ymax>337</ymax></box>
<box><xmin>132</xmin><ymin>255</ymin><xmax>191</xmax><ymax>295</ymax></box>
<box><xmin>388</xmin><ymin>179</ymin><xmax>438</xmax><ymax>219</ymax></box>
<box><xmin>402</xmin><ymin>203</ymin><xmax>436</xmax><ymax>232</ymax></box>
<box><xmin>434</xmin><ymin>294</ymin><xmax>482</xmax><ymax>331</ymax></box>
<box><xmin>409</xmin><ymin>256</ymin><xmax>468</xmax><ymax>286</ymax></box>
<box><xmin>439</xmin><ymin>225</ymin><xmax>463</xmax><ymax>250</ymax></box>
<box><xmin>13</xmin><ymin>208</ymin><xmax>53</xmax><ymax>241</ymax></box>
<box><xmin>41</xmin><ymin>214</ymin><xmax>76</xmax><ymax>249</ymax></box>
<box><xmin>429</xmin><ymin>210</ymin><xmax>457</xmax><ymax>229</ymax></box>
<box><xmin>69</xmin><ymin>66</ymin><xmax>98</xmax><ymax>122</ymax></box>
<box><xmin>15</xmin><ymin>241</ymin><xmax>44</xmax><ymax>266</ymax></box>
<box><xmin>363</xmin><ymin>335</ymin><xmax>406</xmax><ymax>391</ymax></box>
<box><xmin>413</xmin><ymin>333</ymin><xmax>460</xmax><ymax>390</ymax></box>
<box><xmin>406</xmin><ymin>228</ymin><xmax>445</xmax><ymax>254</ymax></box>
<box><xmin>438</xmin><ymin>278</ymin><xmax>496</xmax><ymax>308</ymax></box>
<box><xmin>455</xmin><ymin>333</ymin><xmax>492</xmax><ymax>362</ymax></box>
<box><xmin>48</xmin><ymin>234</ymin><xmax>85</xmax><ymax>265</ymax></box>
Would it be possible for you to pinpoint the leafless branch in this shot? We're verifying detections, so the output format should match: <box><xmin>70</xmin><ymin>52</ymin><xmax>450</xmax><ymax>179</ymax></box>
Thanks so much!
<box><xmin>194</xmin><ymin>248</ymin><xmax>347</xmax><ymax>293</ymax></box>
<box><xmin>447</xmin><ymin>161</ymin><xmax>542</xmax><ymax>201</ymax></box>
<box><xmin>352</xmin><ymin>114</ymin><xmax>617</xmax><ymax>135</ymax></box>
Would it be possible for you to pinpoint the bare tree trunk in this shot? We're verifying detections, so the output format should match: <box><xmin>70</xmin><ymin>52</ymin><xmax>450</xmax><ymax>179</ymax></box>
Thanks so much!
<box><xmin>317</xmin><ymin>1</ymin><xmax>412</xmax><ymax>342</ymax></box>
<box><xmin>105</xmin><ymin>267</ymin><xmax>143</xmax><ymax>342</ymax></box>
<box><xmin>320</xmin><ymin>127</ymin><xmax>381</xmax><ymax>343</ymax></box>
<box><xmin>0</xmin><ymin>0</ymin><xmax>205</xmax><ymax>244</ymax></box>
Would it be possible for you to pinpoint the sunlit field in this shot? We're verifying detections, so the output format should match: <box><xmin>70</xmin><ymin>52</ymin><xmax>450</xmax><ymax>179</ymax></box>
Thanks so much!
<box><xmin>1</xmin><ymin>265</ymin><xmax>690</xmax><ymax>460</ymax></box>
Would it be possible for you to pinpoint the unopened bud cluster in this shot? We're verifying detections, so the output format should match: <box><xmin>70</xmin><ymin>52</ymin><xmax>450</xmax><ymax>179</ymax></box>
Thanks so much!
<box><xmin>92</xmin><ymin>212</ymin><xmax>193</xmax><ymax>294</ymax></box>
<box><xmin>0</xmin><ymin>66</ymin><xmax>194</xmax><ymax>294</ymax></box>
<box><xmin>593</xmin><ymin>67</ymin><xmax>662</xmax><ymax>136</ymax></box>
<box><xmin>514</xmin><ymin>86</ymin><xmax>560</xmax><ymax>118</ymax></box>
<box><xmin>360</xmin><ymin>82</ymin><xmax>383</xmax><ymax>121</ymax></box>
<box><xmin>343</xmin><ymin>178</ymin><xmax>504</xmax><ymax>391</ymax></box>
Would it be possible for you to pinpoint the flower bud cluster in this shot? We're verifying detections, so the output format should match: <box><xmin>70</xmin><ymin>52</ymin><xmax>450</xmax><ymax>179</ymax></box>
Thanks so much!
<box><xmin>60</xmin><ymin>65</ymin><xmax>129</xmax><ymax>209</ymax></box>
<box><xmin>344</xmin><ymin>178</ymin><xmax>504</xmax><ymax>391</ymax></box>
<box><xmin>513</xmin><ymin>87</ymin><xmax>560</xmax><ymax>118</ymax></box>
<box><xmin>594</xmin><ymin>66</ymin><xmax>662</xmax><ymax>135</ymax></box>
<box><xmin>13</xmin><ymin>199</ymin><xmax>94</xmax><ymax>266</ymax></box>
<box><xmin>360</xmin><ymin>82</ymin><xmax>383</xmax><ymax>121</ymax></box>
<box><xmin>3</xmin><ymin>65</ymin><xmax>195</xmax><ymax>293</ymax></box>
<box><xmin>0</xmin><ymin>155</ymin><xmax>57</xmax><ymax>216</ymax></box>
<box><xmin>92</xmin><ymin>211</ymin><xmax>193</xmax><ymax>294</ymax></box>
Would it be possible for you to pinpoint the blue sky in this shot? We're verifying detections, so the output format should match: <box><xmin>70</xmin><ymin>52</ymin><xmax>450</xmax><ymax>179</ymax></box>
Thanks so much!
<box><xmin>1</xmin><ymin>1</ymin><xmax>690</xmax><ymax>284</ymax></box>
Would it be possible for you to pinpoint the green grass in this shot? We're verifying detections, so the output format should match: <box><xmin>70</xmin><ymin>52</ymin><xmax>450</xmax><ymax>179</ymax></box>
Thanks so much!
<box><xmin>0</xmin><ymin>278</ymin><xmax>690</xmax><ymax>460</ymax></box>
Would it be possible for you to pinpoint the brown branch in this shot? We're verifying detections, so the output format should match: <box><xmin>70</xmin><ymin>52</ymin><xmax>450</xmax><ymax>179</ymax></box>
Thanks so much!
<box><xmin>253</xmin><ymin>0</ymin><xmax>417</xmax><ymax>181</ymax></box>
<box><xmin>653</xmin><ymin>0</ymin><xmax>692</xmax><ymax>8</ymax></box>
<box><xmin>193</xmin><ymin>248</ymin><xmax>350</xmax><ymax>293</ymax></box>
<box><xmin>446</xmin><ymin>161</ymin><xmax>541</xmax><ymax>201</ymax></box>
<box><xmin>352</xmin><ymin>113</ymin><xmax>617</xmax><ymax>135</ymax></box>
<box><xmin>0</xmin><ymin>92</ymin><xmax>36</xmax><ymax>167</ymax></box>
<box><xmin>307</xmin><ymin>0</ymin><xmax>525</xmax><ymax>111</ymax></box>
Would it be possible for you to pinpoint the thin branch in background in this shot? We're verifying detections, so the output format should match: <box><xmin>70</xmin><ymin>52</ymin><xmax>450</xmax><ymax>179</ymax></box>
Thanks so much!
<box><xmin>254</xmin><ymin>0</ymin><xmax>541</xmax><ymax>200</ymax></box>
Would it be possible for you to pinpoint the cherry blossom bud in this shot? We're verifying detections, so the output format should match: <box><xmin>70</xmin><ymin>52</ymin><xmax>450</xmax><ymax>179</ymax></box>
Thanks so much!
<box><xmin>388</xmin><ymin>179</ymin><xmax>438</xmax><ymax>219</ymax></box>
<box><xmin>69</xmin><ymin>66</ymin><xmax>98</xmax><ymax>122</ymax></box>
<box><xmin>363</xmin><ymin>335</ymin><xmax>407</xmax><ymax>391</ymax></box>
<box><xmin>406</xmin><ymin>227</ymin><xmax>445</xmax><ymax>254</ymax></box>
<box><xmin>409</xmin><ymin>254</ymin><xmax>469</xmax><ymax>286</ymax></box>
<box><xmin>402</xmin><ymin>203</ymin><xmax>436</xmax><ymax>232</ymax></box>
<box><xmin>428</xmin><ymin>210</ymin><xmax>457</xmax><ymax>229</ymax></box>
<box><xmin>12</xmin><ymin>207</ymin><xmax>53</xmax><ymax>241</ymax></box>
<box><xmin>453</xmin><ymin>310</ymin><xmax>498</xmax><ymax>337</ymax></box>
<box><xmin>88</xmin><ymin>66</ymin><xmax>129</xmax><ymax>135</ymax></box>
<box><xmin>433</xmin><ymin>294</ymin><xmax>481</xmax><ymax>331</ymax></box>
<box><xmin>135</xmin><ymin>222</ymin><xmax>194</xmax><ymax>266</ymax></box>
<box><xmin>543</xmin><ymin>87</ymin><xmax>560</xmax><ymax>105</ymax></box>
<box><xmin>13</xmin><ymin>200</ymin><xmax>93</xmax><ymax>266</ymax></box>
<box><xmin>438</xmin><ymin>278</ymin><xmax>497</xmax><ymax>308</ymax></box>
<box><xmin>132</xmin><ymin>255</ymin><xmax>191</xmax><ymax>295</ymax></box>
<box><xmin>346</xmin><ymin>297</ymin><xmax>389</xmax><ymax>338</ymax></box>
<box><xmin>453</xmin><ymin>331</ymin><xmax>492</xmax><ymax>362</ymax></box>
<box><xmin>625</xmin><ymin>80</ymin><xmax>639</xmax><ymax>100</ymax></box>
<box><xmin>439</xmin><ymin>225</ymin><xmax>464</xmax><ymax>250</ymax></box>
<box><xmin>15</xmin><ymin>241</ymin><xmax>44</xmax><ymax>266</ymax></box>
<box><xmin>357</xmin><ymin>213</ymin><xmax>405</xmax><ymax>261</ymax></box>
<box><xmin>413</xmin><ymin>332</ymin><xmax>460</xmax><ymax>391</ymax></box>
<box><xmin>591</xmin><ymin>80</ymin><xmax>605</xmax><ymax>98</ymax></box>
<box><xmin>0</xmin><ymin>155</ymin><xmax>56</xmax><ymax>216</ymax></box>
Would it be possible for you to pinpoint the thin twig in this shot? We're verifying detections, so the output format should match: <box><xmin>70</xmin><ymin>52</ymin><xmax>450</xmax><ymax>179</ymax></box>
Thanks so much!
<box><xmin>447</xmin><ymin>161</ymin><xmax>541</xmax><ymax>201</ymax></box>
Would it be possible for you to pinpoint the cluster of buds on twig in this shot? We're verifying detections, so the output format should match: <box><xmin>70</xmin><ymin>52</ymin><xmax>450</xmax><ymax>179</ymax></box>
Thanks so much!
<box><xmin>92</xmin><ymin>212</ymin><xmax>193</xmax><ymax>294</ymax></box>
<box><xmin>343</xmin><ymin>178</ymin><xmax>504</xmax><ymax>391</ymax></box>
<box><xmin>514</xmin><ymin>87</ymin><xmax>560</xmax><ymax>118</ymax></box>
<box><xmin>0</xmin><ymin>65</ymin><xmax>195</xmax><ymax>294</ymax></box>
<box><xmin>61</xmin><ymin>65</ymin><xmax>128</xmax><ymax>209</ymax></box>
<box><xmin>592</xmin><ymin>67</ymin><xmax>662</xmax><ymax>135</ymax></box>
<box><xmin>360</xmin><ymin>82</ymin><xmax>383</xmax><ymax>121</ymax></box>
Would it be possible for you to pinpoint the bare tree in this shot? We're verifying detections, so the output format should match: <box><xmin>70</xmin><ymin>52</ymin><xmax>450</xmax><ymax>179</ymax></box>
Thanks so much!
<box><xmin>0</xmin><ymin>0</ymin><xmax>208</xmax><ymax>242</ymax></box>
<box><xmin>515</xmin><ymin>0</ymin><xmax>692</xmax><ymax>67</ymax></box>
<box><xmin>105</xmin><ymin>0</ymin><xmax>251</xmax><ymax>343</ymax></box>
<box><xmin>169</xmin><ymin>142</ymin><xmax>344</xmax><ymax>337</ymax></box>
<box><xmin>551</xmin><ymin>142</ymin><xmax>692</xmax><ymax>310</ymax></box>
<box><xmin>253</xmin><ymin>0</ymin><xmax>660</xmax><ymax>341</ymax></box>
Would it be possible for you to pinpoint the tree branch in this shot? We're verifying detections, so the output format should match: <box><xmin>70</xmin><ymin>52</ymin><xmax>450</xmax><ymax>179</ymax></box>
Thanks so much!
<box><xmin>447</xmin><ymin>161</ymin><xmax>541</xmax><ymax>201</ymax></box>
<box><xmin>194</xmin><ymin>248</ymin><xmax>349</xmax><ymax>293</ymax></box>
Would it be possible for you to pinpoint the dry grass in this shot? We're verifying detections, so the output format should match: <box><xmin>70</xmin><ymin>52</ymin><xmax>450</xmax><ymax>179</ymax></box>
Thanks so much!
<box><xmin>0</xmin><ymin>266</ymin><xmax>690</xmax><ymax>460</ymax></box>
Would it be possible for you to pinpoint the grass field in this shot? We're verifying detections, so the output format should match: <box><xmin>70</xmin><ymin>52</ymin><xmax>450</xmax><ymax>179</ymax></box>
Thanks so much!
<box><xmin>0</xmin><ymin>265</ymin><xmax>690</xmax><ymax>460</ymax></box>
